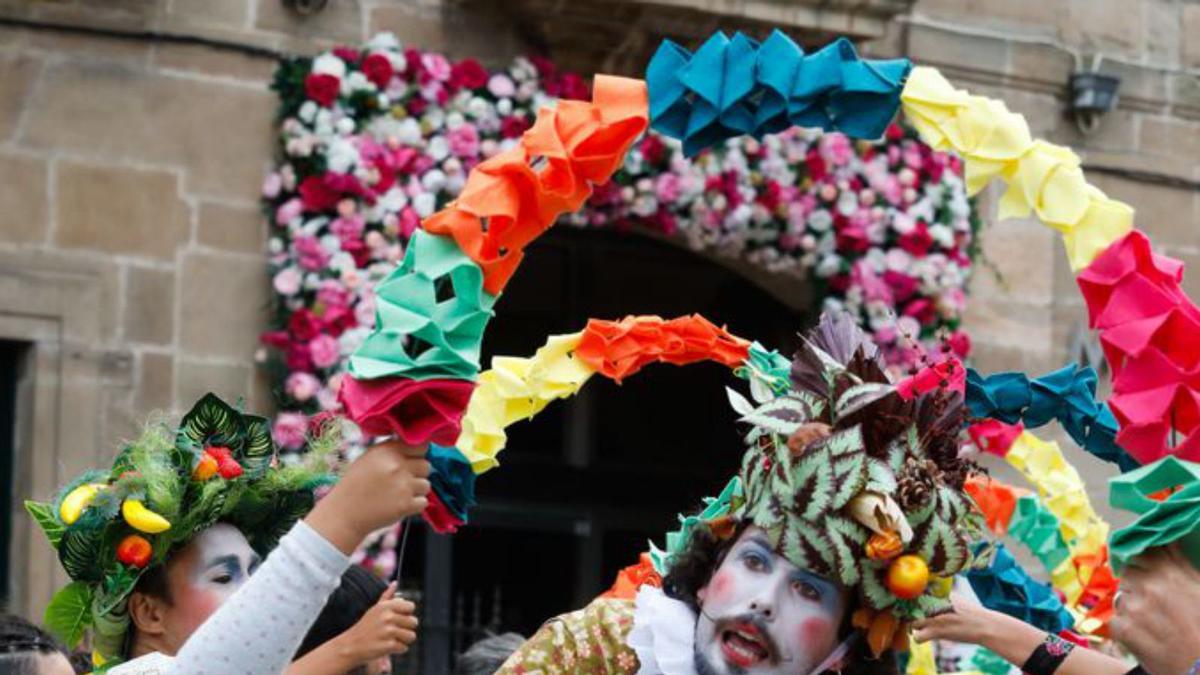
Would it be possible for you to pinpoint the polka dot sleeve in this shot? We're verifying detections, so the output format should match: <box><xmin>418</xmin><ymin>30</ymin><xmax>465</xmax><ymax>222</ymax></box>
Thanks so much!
<box><xmin>169</xmin><ymin>520</ymin><xmax>350</xmax><ymax>674</ymax></box>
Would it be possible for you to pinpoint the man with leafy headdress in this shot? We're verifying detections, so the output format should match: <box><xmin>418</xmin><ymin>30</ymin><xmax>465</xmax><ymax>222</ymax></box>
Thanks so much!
<box><xmin>26</xmin><ymin>393</ymin><xmax>344</xmax><ymax>670</ymax></box>
<box><xmin>498</xmin><ymin>313</ymin><xmax>984</xmax><ymax>675</ymax></box>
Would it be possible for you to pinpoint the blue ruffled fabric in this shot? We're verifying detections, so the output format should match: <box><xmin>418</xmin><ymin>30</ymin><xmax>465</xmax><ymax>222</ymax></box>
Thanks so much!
<box><xmin>646</xmin><ymin>30</ymin><xmax>912</xmax><ymax>157</ymax></box>
<box><xmin>428</xmin><ymin>444</ymin><xmax>477</xmax><ymax>521</ymax></box>
<box><xmin>966</xmin><ymin>364</ymin><xmax>1139</xmax><ymax>471</ymax></box>
<box><xmin>966</xmin><ymin>543</ymin><xmax>1075</xmax><ymax>634</ymax></box>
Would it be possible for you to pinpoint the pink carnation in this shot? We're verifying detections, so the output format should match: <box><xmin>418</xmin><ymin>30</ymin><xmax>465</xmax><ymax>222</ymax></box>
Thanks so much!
<box><xmin>294</xmin><ymin>236</ymin><xmax>330</xmax><ymax>271</ymax></box>
<box><xmin>272</xmin><ymin>412</ymin><xmax>308</xmax><ymax>451</ymax></box>
<box><xmin>275</xmin><ymin>198</ymin><xmax>303</xmax><ymax>226</ymax></box>
<box><xmin>286</xmin><ymin>372</ymin><xmax>322</xmax><ymax>402</ymax></box>
<box><xmin>309</xmin><ymin>334</ymin><xmax>342</xmax><ymax>369</ymax></box>
<box><xmin>330</xmin><ymin>214</ymin><xmax>365</xmax><ymax>241</ymax></box>
<box><xmin>447</xmin><ymin>123</ymin><xmax>480</xmax><ymax>158</ymax></box>
<box><xmin>421</xmin><ymin>53</ymin><xmax>451</xmax><ymax>82</ymax></box>
<box><xmin>654</xmin><ymin>173</ymin><xmax>681</xmax><ymax>203</ymax></box>
<box><xmin>316</xmin><ymin>280</ymin><xmax>352</xmax><ymax>310</ymax></box>
<box><xmin>273</xmin><ymin>267</ymin><xmax>302</xmax><ymax>296</ymax></box>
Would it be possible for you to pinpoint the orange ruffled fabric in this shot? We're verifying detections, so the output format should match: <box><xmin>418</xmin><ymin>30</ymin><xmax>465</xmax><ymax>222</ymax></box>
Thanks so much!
<box><xmin>424</xmin><ymin>75</ymin><xmax>649</xmax><ymax>295</ymax></box>
<box><xmin>600</xmin><ymin>552</ymin><xmax>663</xmax><ymax>600</ymax></box>
<box><xmin>965</xmin><ymin>474</ymin><xmax>1026</xmax><ymax>535</ymax></box>
<box><xmin>575</xmin><ymin>315</ymin><xmax>752</xmax><ymax>382</ymax></box>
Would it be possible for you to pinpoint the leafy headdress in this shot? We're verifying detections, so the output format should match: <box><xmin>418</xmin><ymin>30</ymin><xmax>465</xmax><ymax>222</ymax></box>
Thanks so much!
<box><xmin>25</xmin><ymin>393</ymin><xmax>337</xmax><ymax>667</ymax></box>
<box><xmin>701</xmin><ymin>313</ymin><xmax>982</xmax><ymax>655</ymax></box>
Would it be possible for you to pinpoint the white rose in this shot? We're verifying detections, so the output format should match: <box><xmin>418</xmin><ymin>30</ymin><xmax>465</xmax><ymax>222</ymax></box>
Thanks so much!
<box><xmin>312</xmin><ymin>53</ymin><xmax>347</xmax><ymax>79</ymax></box>
<box><xmin>366</xmin><ymin>32</ymin><xmax>401</xmax><ymax>51</ymax></box>
<box><xmin>344</xmin><ymin>71</ymin><xmax>374</xmax><ymax>94</ymax></box>
<box><xmin>427</xmin><ymin>135</ymin><xmax>450</xmax><ymax>161</ymax></box>
<box><xmin>496</xmin><ymin>98</ymin><xmax>513</xmax><ymax>116</ymax></box>
<box><xmin>398</xmin><ymin>118</ymin><xmax>422</xmax><ymax>146</ymax></box>
<box><xmin>445</xmin><ymin>111</ymin><xmax>465</xmax><ymax>130</ymax></box>
<box><xmin>298</xmin><ymin>101</ymin><xmax>318</xmax><ymax>124</ymax></box>
<box><xmin>808</xmin><ymin>208</ymin><xmax>833</xmax><ymax>233</ymax></box>
<box><xmin>320</xmin><ymin>234</ymin><xmax>342</xmax><ymax>255</ymax></box>
<box><xmin>421</xmin><ymin>169</ymin><xmax>447</xmax><ymax>193</ymax></box>
<box><xmin>929</xmin><ymin>223</ymin><xmax>955</xmax><ymax>248</ymax></box>
<box><xmin>816</xmin><ymin>254</ymin><xmax>843</xmax><ymax>278</ymax></box>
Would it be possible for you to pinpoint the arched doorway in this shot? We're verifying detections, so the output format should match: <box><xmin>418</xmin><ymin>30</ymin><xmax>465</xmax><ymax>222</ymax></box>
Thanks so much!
<box><xmin>408</xmin><ymin>227</ymin><xmax>812</xmax><ymax>672</ymax></box>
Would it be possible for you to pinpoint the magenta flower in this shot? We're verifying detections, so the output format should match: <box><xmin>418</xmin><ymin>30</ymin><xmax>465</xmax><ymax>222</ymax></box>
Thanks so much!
<box><xmin>293</xmin><ymin>236</ymin><xmax>330</xmax><ymax>271</ymax></box>
<box><xmin>309</xmin><ymin>334</ymin><xmax>341</xmax><ymax>369</ymax></box>
<box><xmin>272</xmin><ymin>412</ymin><xmax>308</xmax><ymax>451</ymax></box>
<box><xmin>447</xmin><ymin>123</ymin><xmax>480</xmax><ymax>158</ymax></box>
<box><xmin>275</xmin><ymin>198</ymin><xmax>303</xmax><ymax>226</ymax></box>
<box><xmin>286</xmin><ymin>371</ymin><xmax>322</xmax><ymax>402</ymax></box>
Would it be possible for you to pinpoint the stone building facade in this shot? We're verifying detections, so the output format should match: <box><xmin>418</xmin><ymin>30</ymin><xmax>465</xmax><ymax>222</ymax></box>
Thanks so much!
<box><xmin>1</xmin><ymin>0</ymin><xmax>1197</xmax><ymax>640</ymax></box>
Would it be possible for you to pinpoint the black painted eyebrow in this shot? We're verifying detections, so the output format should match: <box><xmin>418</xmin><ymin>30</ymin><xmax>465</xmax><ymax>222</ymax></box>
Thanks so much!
<box><xmin>203</xmin><ymin>554</ymin><xmax>242</xmax><ymax>573</ymax></box>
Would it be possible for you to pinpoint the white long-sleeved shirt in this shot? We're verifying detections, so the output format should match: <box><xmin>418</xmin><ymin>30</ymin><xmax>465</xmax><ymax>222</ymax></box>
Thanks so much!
<box><xmin>110</xmin><ymin>520</ymin><xmax>350</xmax><ymax>675</ymax></box>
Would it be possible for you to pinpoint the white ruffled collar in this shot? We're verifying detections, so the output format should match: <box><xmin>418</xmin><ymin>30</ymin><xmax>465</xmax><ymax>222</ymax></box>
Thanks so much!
<box><xmin>626</xmin><ymin>585</ymin><xmax>699</xmax><ymax>675</ymax></box>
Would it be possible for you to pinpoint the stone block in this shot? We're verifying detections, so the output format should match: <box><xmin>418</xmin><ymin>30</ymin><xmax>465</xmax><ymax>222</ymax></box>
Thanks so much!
<box><xmin>1097</xmin><ymin>58</ymin><xmax>1168</xmax><ymax>110</ymax></box>
<box><xmin>0</xmin><ymin>153</ymin><xmax>48</xmax><ymax>244</ymax></box>
<box><xmin>1063</xmin><ymin>0</ymin><xmax>1143</xmax><ymax>56</ymax></box>
<box><xmin>27</xmin><ymin>28</ymin><xmax>151</xmax><ymax>64</ymax></box>
<box><xmin>123</xmin><ymin>265</ymin><xmax>175</xmax><ymax>345</ymax></box>
<box><xmin>30</xmin><ymin>0</ymin><xmax>162</xmax><ymax>30</ymax></box>
<box><xmin>1008</xmin><ymin>42</ymin><xmax>1073</xmax><ymax>91</ymax></box>
<box><xmin>906</xmin><ymin>22</ymin><xmax>1010</xmax><ymax>76</ymax></box>
<box><xmin>1171</xmin><ymin>73</ymin><xmax>1200</xmax><ymax>120</ymax></box>
<box><xmin>152</xmin><ymin>42</ymin><xmax>276</xmax><ymax>81</ymax></box>
<box><xmin>23</xmin><ymin>63</ymin><xmax>275</xmax><ymax>200</ymax></box>
<box><xmin>1089</xmin><ymin>171</ymin><xmax>1199</xmax><ymax>250</ymax></box>
<box><xmin>197</xmin><ymin>202</ymin><xmax>266</xmax><ymax>254</ymax></box>
<box><xmin>915</xmin><ymin>0</ymin><xmax>1060</xmax><ymax>29</ymax></box>
<box><xmin>179</xmin><ymin>251</ymin><xmax>268</xmax><ymax>359</ymax></box>
<box><xmin>175</xmin><ymin>358</ymin><xmax>252</xmax><ymax>410</ymax></box>
<box><xmin>1185</xmin><ymin>4</ymin><xmax>1200</xmax><ymax>70</ymax></box>
<box><xmin>254</xmin><ymin>0</ymin><xmax>365</xmax><ymax>44</ymax></box>
<box><xmin>1144</xmin><ymin>1</ymin><xmax>1181</xmax><ymax>68</ymax></box>
<box><xmin>0</xmin><ymin>53</ymin><xmax>40</xmax><ymax>142</ymax></box>
<box><xmin>165</xmin><ymin>0</ymin><xmax>248</xmax><ymax>30</ymax></box>
<box><xmin>966</xmin><ymin>217</ymin><xmax>1057</xmax><ymax>304</ymax></box>
<box><xmin>1140</xmin><ymin>115</ymin><xmax>1200</xmax><ymax>164</ymax></box>
<box><xmin>962</xmin><ymin>297</ymin><xmax>1054</xmax><ymax>357</ymax></box>
<box><xmin>369</xmin><ymin>4</ymin><xmax>447</xmax><ymax>53</ymax></box>
<box><xmin>135</xmin><ymin>351</ymin><xmax>174</xmax><ymax>412</ymax></box>
<box><xmin>55</xmin><ymin>161</ymin><xmax>189</xmax><ymax>260</ymax></box>
<box><xmin>1057</xmin><ymin>107</ymin><xmax>1137</xmax><ymax>156</ymax></box>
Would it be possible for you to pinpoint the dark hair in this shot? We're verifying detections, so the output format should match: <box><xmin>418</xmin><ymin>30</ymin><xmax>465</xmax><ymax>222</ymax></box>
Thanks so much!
<box><xmin>453</xmin><ymin>632</ymin><xmax>527</xmax><ymax>675</ymax></box>
<box><xmin>294</xmin><ymin>565</ymin><xmax>392</xmax><ymax>673</ymax></box>
<box><xmin>0</xmin><ymin>613</ymin><xmax>68</xmax><ymax>674</ymax></box>
<box><xmin>662</xmin><ymin>526</ymin><xmax>900</xmax><ymax>675</ymax></box>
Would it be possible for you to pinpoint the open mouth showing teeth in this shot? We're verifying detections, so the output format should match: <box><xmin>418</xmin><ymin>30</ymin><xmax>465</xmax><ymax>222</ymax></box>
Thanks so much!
<box><xmin>720</xmin><ymin>627</ymin><xmax>771</xmax><ymax>667</ymax></box>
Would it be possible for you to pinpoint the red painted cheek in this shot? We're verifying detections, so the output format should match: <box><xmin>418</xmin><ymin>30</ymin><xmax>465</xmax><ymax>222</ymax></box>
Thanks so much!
<box><xmin>799</xmin><ymin>617</ymin><xmax>833</xmax><ymax>648</ymax></box>
<box><xmin>707</xmin><ymin>570</ymin><xmax>734</xmax><ymax>605</ymax></box>
<box><xmin>173</xmin><ymin>587</ymin><xmax>223</xmax><ymax>636</ymax></box>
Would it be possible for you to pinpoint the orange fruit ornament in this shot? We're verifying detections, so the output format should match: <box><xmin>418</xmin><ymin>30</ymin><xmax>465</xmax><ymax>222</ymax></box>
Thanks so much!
<box><xmin>116</xmin><ymin>534</ymin><xmax>153</xmax><ymax>568</ymax></box>
<box><xmin>885</xmin><ymin>554</ymin><xmax>929</xmax><ymax>599</ymax></box>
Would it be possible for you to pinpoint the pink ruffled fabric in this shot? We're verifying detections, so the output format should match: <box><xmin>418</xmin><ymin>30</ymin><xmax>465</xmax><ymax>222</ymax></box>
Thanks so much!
<box><xmin>338</xmin><ymin>375</ymin><xmax>474</xmax><ymax>446</ymax></box>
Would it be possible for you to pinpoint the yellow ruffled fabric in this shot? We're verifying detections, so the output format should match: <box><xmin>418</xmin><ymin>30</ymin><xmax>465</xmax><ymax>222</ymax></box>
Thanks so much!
<box><xmin>456</xmin><ymin>332</ymin><xmax>596</xmax><ymax>473</ymax></box>
<box><xmin>905</xmin><ymin>640</ymin><xmax>983</xmax><ymax>675</ymax></box>
<box><xmin>1004</xmin><ymin>430</ymin><xmax>1111</xmax><ymax>603</ymax></box>
<box><xmin>901</xmin><ymin>67</ymin><xmax>1133</xmax><ymax>271</ymax></box>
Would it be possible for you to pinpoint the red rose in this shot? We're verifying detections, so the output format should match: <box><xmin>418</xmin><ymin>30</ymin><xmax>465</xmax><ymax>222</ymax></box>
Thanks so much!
<box><xmin>835</xmin><ymin>226</ymin><xmax>870</xmax><ymax>253</ymax></box>
<box><xmin>449</xmin><ymin>58</ymin><xmax>488</xmax><ymax>90</ymax></box>
<box><xmin>285</xmin><ymin>343</ymin><xmax>313</xmax><ymax>372</ymax></box>
<box><xmin>885</xmin><ymin>123</ymin><xmax>904</xmax><ymax>140</ymax></box>
<box><xmin>288</xmin><ymin>309</ymin><xmax>322</xmax><ymax>342</ymax></box>
<box><xmin>528</xmin><ymin>55</ymin><xmax>556</xmax><ymax>79</ymax></box>
<box><xmin>332</xmin><ymin>46</ymin><xmax>360</xmax><ymax>64</ymax></box>
<box><xmin>320</xmin><ymin>305</ymin><xmax>357</xmax><ymax>337</ymax></box>
<box><xmin>404</xmin><ymin>48</ymin><xmax>424</xmax><ymax>82</ymax></box>
<box><xmin>407</xmin><ymin>97</ymin><xmax>427</xmax><ymax>116</ymax></box>
<box><xmin>557</xmin><ymin>72</ymin><xmax>590</xmax><ymax>101</ymax></box>
<box><xmin>361</xmin><ymin>53</ymin><xmax>394</xmax><ymax>88</ymax></box>
<box><xmin>882</xmin><ymin>270</ymin><xmax>919</xmax><ymax>302</ymax></box>
<box><xmin>304</xmin><ymin>73</ymin><xmax>340</xmax><ymax>107</ymax></box>
<box><xmin>829</xmin><ymin>273</ymin><xmax>852</xmax><ymax>292</ymax></box>
<box><xmin>948</xmin><ymin>330</ymin><xmax>972</xmax><ymax>358</ymax></box>
<box><xmin>639</xmin><ymin>134</ymin><xmax>666</xmax><ymax>165</ymax></box>
<box><xmin>340</xmin><ymin>237</ymin><xmax>371</xmax><ymax>268</ymax></box>
<box><xmin>499</xmin><ymin>115</ymin><xmax>530</xmax><ymax>139</ymax></box>
<box><xmin>260</xmin><ymin>330</ymin><xmax>289</xmax><ymax>350</ymax></box>
<box><xmin>805</xmin><ymin>150</ymin><xmax>828</xmax><ymax>182</ymax></box>
<box><xmin>898</xmin><ymin>221</ymin><xmax>934</xmax><ymax>256</ymax></box>
<box><xmin>902</xmin><ymin>298</ymin><xmax>936</xmax><ymax>325</ymax></box>
<box><xmin>298</xmin><ymin>175</ymin><xmax>342</xmax><ymax>212</ymax></box>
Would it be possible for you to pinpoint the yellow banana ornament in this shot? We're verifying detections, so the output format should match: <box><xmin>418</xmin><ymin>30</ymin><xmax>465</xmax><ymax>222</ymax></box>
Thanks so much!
<box><xmin>121</xmin><ymin>499</ymin><xmax>171</xmax><ymax>534</ymax></box>
<box><xmin>59</xmin><ymin>483</ymin><xmax>106</xmax><ymax>525</ymax></box>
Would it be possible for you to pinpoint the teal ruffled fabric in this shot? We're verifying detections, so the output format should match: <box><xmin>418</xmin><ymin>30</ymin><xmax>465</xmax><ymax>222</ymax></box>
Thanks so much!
<box><xmin>649</xmin><ymin>477</ymin><xmax>742</xmax><ymax>574</ymax></box>
<box><xmin>646</xmin><ymin>30</ymin><xmax>912</xmax><ymax>157</ymax></box>
<box><xmin>1008</xmin><ymin>494</ymin><xmax>1070</xmax><ymax>571</ymax></box>
<box><xmin>966</xmin><ymin>364</ymin><xmax>1138</xmax><ymax>471</ymax></box>
<box><xmin>966</xmin><ymin>543</ymin><xmax>1074</xmax><ymax>634</ymax></box>
<box><xmin>349</xmin><ymin>230</ymin><xmax>496</xmax><ymax>381</ymax></box>
<box><xmin>1109</xmin><ymin>456</ymin><xmax>1200</xmax><ymax>573</ymax></box>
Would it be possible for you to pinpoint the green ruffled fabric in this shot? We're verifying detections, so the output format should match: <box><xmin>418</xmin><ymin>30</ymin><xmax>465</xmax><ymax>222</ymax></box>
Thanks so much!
<box><xmin>1008</xmin><ymin>493</ymin><xmax>1070</xmax><ymax>571</ymax></box>
<box><xmin>349</xmin><ymin>230</ymin><xmax>497</xmax><ymax>381</ymax></box>
<box><xmin>1109</xmin><ymin>456</ymin><xmax>1200</xmax><ymax>574</ymax></box>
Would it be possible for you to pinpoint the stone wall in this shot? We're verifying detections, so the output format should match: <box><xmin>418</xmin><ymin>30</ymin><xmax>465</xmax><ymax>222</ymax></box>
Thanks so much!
<box><xmin>2</xmin><ymin>0</ymin><xmax>1198</xmax><ymax>615</ymax></box>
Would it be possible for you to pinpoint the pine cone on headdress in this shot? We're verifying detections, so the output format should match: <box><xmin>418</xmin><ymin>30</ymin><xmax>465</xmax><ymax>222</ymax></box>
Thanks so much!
<box><xmin>896</xmin><ymin>457</ymin><xmax>941</xmax><ymax>512</ymax></box>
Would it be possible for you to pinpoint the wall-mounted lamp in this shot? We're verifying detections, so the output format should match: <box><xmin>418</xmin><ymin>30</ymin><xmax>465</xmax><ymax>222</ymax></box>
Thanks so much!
<box><xmin>1068</xmin><ymin>56</ymin><xmax>1120</xmax><ymax>135</ymax></box>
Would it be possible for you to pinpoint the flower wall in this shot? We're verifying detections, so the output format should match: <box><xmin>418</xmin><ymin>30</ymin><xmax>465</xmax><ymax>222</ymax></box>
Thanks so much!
<box><xmin>260</xmin><ymin>32</ymin><xmax>980</xmax><ymax>458</ymax></box>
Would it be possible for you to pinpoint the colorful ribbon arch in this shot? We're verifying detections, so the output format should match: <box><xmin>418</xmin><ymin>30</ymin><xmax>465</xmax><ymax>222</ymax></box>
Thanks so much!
<box><xmin>338</xmin><ymin>25</ymin><xmax>1200</xmax><ymax>647</ymax></box>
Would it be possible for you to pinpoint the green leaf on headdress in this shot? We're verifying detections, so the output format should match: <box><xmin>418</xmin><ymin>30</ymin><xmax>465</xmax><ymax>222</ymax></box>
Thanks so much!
<box><xmin>834</xmin><ymin>382</ymin><xmax>893</xmax><ymax>422</ymax></box>
<box><xmin>911</xmin><ymin>514</ymin><xmax>967</xmax><ymax>576</ymax></box>
<box><xmin>825</xmin><ymin>428</ymin><xmax>869</xmax><ymax>509</ymax></box>
<box><xmin>779</xmin><ymin>513</ymin><xmax>831</xmax><ymax>572</ymax></box>
<box><xmin>740</xmin><ymin>394</ymin><xmax>821</xmax><ymax>437</ymax></box>
<box><xmin>90</xmin><ymin>591</ymin><xmax>131</xmax><ymax>666</ymax></box>
<box><xmin>44</xmin><ymin>581</ymin><xmax>93</xmax><ymax>647</ymax></box>
<box><xmin>826</xmin><ymin>515</ymin><xmax>868</xmax><ymax>586</ymax></box>
<box><xmin>866</xmin><ymin>456</ymin><xmax>898</xmax><ymax>494</ymax></box>
<box><xmin>177</xmin><ymin>393</ymin><xmax>245</xmax><ymax>452</ymax></box>
<box><xmin>97</xmin><ymin>566</ymin><xmax>142</xmax><ymax>616</ymax></box>
<box><xmin>914</xmin><ymin>593</ymin><xmax>952</xmax><ymax>619</ymax></box>
<box><xmin>859</xmin><ymin>564</ymin><xmax>897</xmax><ymax>610</ymax></box>
<box><xmin>239</xmin><ymin>415</ymin><xmax>276</xmax><ymax>479</ymax></box>
<box><xmin>789</xmin><ymin>447</ymin><xmax>834</xmax><ymax>521</ymax></box>
<box><xmin>59</xmin><ymin>523</ymin><xmax>104</xmax><ymax>582</ymax></box>
<box><xmin>25</xmin><ymin>501</ymin><xmax>65</xmax><ymax>548</ymax></box>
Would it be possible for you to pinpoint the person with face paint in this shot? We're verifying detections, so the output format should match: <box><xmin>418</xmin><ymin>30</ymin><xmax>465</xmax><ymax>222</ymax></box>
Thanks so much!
<box><xmin>498</xmin><ymin>312</ymin><xmax>986</xmax><ymax>675</ymax></box>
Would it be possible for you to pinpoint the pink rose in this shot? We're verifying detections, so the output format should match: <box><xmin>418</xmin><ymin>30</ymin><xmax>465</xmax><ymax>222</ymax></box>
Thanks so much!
<box><xmin>487</xmin><ymin>73</ymin><xmax>515</xmax><ymax>98</ymax></box>
<box><xmin>273</xmin><ymin>267</ymin><xmax>302</xmax><ymax>296</ymax></box>
<box><xmin>330</xmin><ymin>214</ymin><xmax>365</xmax><ymax>241</ymax></box>
<box><xmin>294</xmin><ymin>236</ymin><xmax>329</xmax><ymax>271</ymax></box>
<box><xmin>262</xmin><ymin>172</ymin><xmax>282</xmax><ymax>199</ymax></box>
<box><xmin>275</xmin><ymin>198</ymin><xmax>303</xmax><ymax>226</ymax></box>
<box><xmin>309</xmin><ymin>334</ymin><xmax>342</xmax><ymax>369</ymax></box>
<box><xmin>446</xmin><ymin>124</ymin><xmax>480</xmax><ymax>158</ymax></box>
<box><xmin>286</xmin><ymin>372</ymin><xmax>322</xmax><ymax>402</ymax></box>
<box><xmin>654</xmin><ymin>173</ymin><xmax>681</xmax><ymax>203</ymax></box>
<box><xmin>819</xmin><ymin>133</ymin><xmax>854</xmax><ymax>166</ymax></box>
<box><xmin>421</xmin><ymin>53</ymin><xmax>451</xmax><ymax>82</ymax></box>
<box><xmin>272</xmin><ymin>412</ymin><xmax>308</xmax><ymax>451</ymax></box>
<box><xmin>399</xmin><ymin>207</ymin><xmax>421</xmax><ymax>239</ymax></box>
<box><xmin>316</xmin><ymin>280</ymin><xmax>352</xmax><ymax>309</ymax></box>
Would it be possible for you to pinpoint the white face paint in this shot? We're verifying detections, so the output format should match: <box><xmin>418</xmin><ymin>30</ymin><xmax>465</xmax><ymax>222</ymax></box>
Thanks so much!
<box><xmin>694</xmin><ymin>527</ymin><xmax>847</xmax><ymax>675</ymax></box>
<box><xmin>159</xmin><ymin>524</ymin><xmax>261</xmax><ymax>653</ymax></box>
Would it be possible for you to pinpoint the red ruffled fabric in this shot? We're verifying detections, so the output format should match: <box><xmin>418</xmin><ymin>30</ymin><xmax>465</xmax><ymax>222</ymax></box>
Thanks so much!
<box><xmin>424</xmin><ymin>75</ymin><xmax>648</xmax><ymax>295</ymax></box>
<box><xmin>965</xmin><ymin>474</ymin><xmax>1025</xmax><ymax>535</ymax></box>
<box><xmin>968</xmin><ymin>419</ymin><xmax>1024</xmax><ymax>457</ymax></box>
<box><xmin>600</xmin><ymin>553</ymin><xmax>662</xmax><ymax>600</ymax></box>
<box><xmin>423</xmin><ymin>489</ymin><xmax>465</xmax><ymax>534</ymax></box>
<box><xmin>1077</xmin><ymin>230</ymin><xmax>1200</xmax><ymax>464</ymax></box>
<box><xmin>338</xmin><ymin>375</ymin><xmax>474</xmax><ymax>446</ymax></box>
<box><xmin>574</xmin><ymin>314</ymin><xmax>751</xmax><ymax>382</ymax></box>
<box><xmin>895</xmin><ymin>357</ymin><xmax>965</xmax><ymax>401</ymax></box>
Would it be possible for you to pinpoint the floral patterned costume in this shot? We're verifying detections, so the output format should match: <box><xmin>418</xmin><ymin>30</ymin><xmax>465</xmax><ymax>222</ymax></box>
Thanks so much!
<box><xmin>498</xmin><ymin>598</ymin><xmax>641</xmax><ymax>674</ymax></box>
